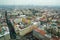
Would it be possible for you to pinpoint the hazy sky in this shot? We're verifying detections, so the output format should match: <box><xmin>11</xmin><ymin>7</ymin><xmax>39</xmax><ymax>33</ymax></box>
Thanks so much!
<box><xmin>0</xmin><ymin>0</ymin><xmax>60</xmax><ymax>6</ymax></box>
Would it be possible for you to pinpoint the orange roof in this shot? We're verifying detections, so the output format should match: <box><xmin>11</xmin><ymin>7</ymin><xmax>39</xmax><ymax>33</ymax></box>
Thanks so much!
<box><xmin>34</xmin><ymin>28</ymin><xmax>46</xmax><ymax>36</ymax></box>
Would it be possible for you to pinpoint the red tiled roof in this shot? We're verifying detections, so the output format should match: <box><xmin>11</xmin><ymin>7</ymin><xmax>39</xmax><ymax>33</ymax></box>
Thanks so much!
<box><xmin>34</xmin><ymin>28</ymin><xmax>46</xmax><ymax>36</ymax></box>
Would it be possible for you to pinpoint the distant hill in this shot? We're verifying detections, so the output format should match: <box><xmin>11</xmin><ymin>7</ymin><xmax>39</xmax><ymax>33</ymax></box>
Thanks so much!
<box><xmin>0</xmin><ymin>5</ymin><xmax>60</xmax><ymax>9</ymax></box>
